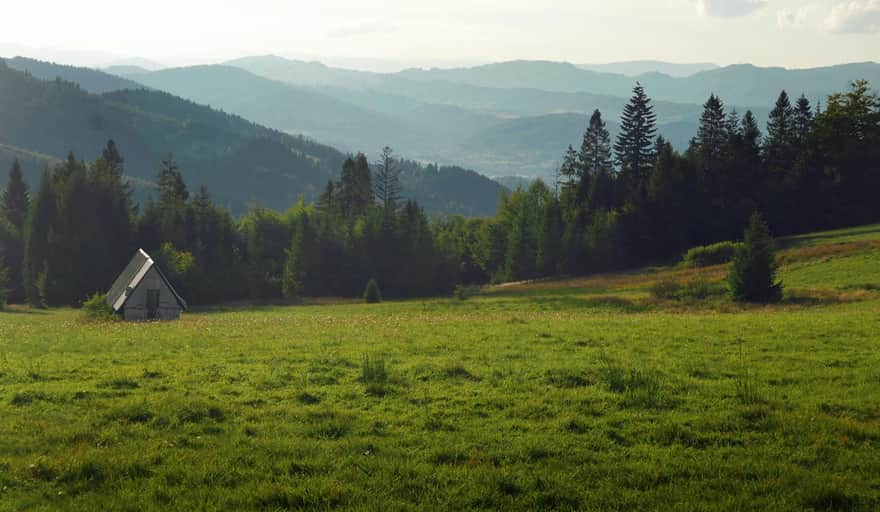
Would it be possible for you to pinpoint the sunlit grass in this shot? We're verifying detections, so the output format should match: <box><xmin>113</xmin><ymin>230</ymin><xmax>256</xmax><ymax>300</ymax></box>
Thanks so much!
<box><xmin>1</xmin><ymin>225</ymin><xmax>879</xmax><ymax>510</ymax></box>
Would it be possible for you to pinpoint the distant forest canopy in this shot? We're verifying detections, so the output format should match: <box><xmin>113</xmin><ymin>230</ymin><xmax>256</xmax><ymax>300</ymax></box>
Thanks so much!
<box><xmin>0</xmin><ymin>59</ymin><xmax>505</xmax><ymax>218</ymax></box>
<box><xmin>1</xmin><ymin>78</ymin><xmax>878</xmax><ymax>307</ymax></box>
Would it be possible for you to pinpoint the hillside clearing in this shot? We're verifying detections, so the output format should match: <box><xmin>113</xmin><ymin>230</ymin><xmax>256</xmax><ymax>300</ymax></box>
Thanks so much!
<box><xmin>0</xmin><ymin>225</ymin><xmax>879</xmax><ymax>510</ymax></box>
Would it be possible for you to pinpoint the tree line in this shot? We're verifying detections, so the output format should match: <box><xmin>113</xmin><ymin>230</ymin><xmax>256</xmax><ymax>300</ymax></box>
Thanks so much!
<box><xmin>434</xmin><ymin>80</ymin><xmax>879</xmax><ymax>284</ymax></box>
<box><xmin>0</xmin><ymin>80</ymin><xmax>878</xmax><ymax>307</ymax></box>
<box><xmin>0</xmin><ymin>144</ymin><xmax>456</xmax><ymax>307</ymax></box>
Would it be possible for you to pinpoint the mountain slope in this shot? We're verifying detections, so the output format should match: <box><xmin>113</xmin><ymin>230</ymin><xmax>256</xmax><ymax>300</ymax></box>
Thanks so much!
<box><xmin>0</xmin><ymin>60</ymin><xmax>505</xmax><ymax>216</ymax></box>
<box><xmin>0</xmin><ymin>60</ymin><xmax>344</xmax><ymax>212</ymax></box>
<box><xmin>578</xmin><ymin>61</ymin><xmax>718</xmax><ymax>77</ymax></box>
<box><xmin>224</xmin><ymin>55</ymin><xmax>381</xmax><ymax>88</ymax></box>
<box><xmin>394</xmin><ymin>60</ymin><xmax>880</xmax><ymax>107</ymax></box>
<box><xmin>124</xmin><ymin>65</ymin><xmax>417</xmax><ymax>153</ymax></box>
<box><xmin>5</xmin><ymin>56</ymin><xmax>145</xmax><ymax>93</ymax></box>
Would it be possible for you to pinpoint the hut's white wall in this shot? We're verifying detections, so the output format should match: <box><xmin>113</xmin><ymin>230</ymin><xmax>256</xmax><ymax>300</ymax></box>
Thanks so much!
<box><xmin>122</xmin><ymin>267</ymin><xmax>182</xmax><ymax>321</ymax></box>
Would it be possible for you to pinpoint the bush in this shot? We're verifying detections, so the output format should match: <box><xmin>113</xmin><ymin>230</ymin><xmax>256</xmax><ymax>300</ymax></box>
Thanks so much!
<box><xmin>453</xmin><ymin>284</ymin><xmax>479</xmax><ymax>300</ymax></box>
<box><xmin>683</xmin><ymin>277</ymin><xmax>712</xmax><ymax>300</ymax></box>
<box><xmin>650</xmin><ymin>276</ymin><xmax>715</xmax><ymax>301</ymax></box>
<box><xmin>650</xmin><ymin>278</ymin><xmax>683</xmax><ymax>300</ymax></box>
<box><xmin>729</xmin><ymin>212</ymin><xmax>783</xmax><ymax>303</ymax></box>
<box><xmin>682</xmin><ymin>241</ymin><xmax>743</xmax><ymax>267</ymax></box>
<box><xmin>363</xmin><ymin>278</ymin><xmax>382</xmax><ymax>304</ymax></box>
<box><xmin>81</xmin><ymin>293</ymin><xmax>117</xmax><ymax>321</ymax></box>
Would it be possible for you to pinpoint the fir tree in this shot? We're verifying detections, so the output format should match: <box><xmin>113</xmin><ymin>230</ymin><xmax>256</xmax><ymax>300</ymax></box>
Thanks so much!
<box><xmin>282</xmin><ymin>216</ymin><xmax>309</xmax><ymax>299</ymax></box>
<box><xmin>729</xmin><ymin>212</ymin><xmax>782</xmax><ymax>302</ymax></box>
<box><xmin>741</xmin><ymin>111</ymin><xmax>762</xmax><ymax>152</ymax></box>
<box><xmin>1</xmin><ymin>159</ymin><xmax>29</xmax><ymax>302</ymax></box>
<box><xmin>537</xmin><ymin>197</ymin><xmax>563</xmax><ymax>276</ymax></box>
<box><xmin>22</xmin><ymin>169</ymin><xmax>56</xmax><ymax>306</ymax></box>
<box><xmin>695</xmin><ymin>94</ymin><xmax>728</xmax><ymax>164</ymax></box>
<box><xmin>89</xmin><ymin>140</ymin><xmax>134</xmax><ymax>293</ymax></box>
<box><xmin>373</xmin><ymin>146</ymin><xmax>401</xmax><ymax>209</ymax></box>
<box><xmin>579</xmin><ymin>109</ymin><xmax>614</xmax><ymax>177</ymax></box>
<box><xmin>793</xmin><ymin>94</ymin><xmax>813</xmax><ymax>144</ymax></box>
<box><xmin>157</xmin><ymin>155</ymin><xmax>189</xmax><ymax>205</ymax></box>
<box><xmin>1</xmin><ymin>159</ymin><xmax>30</xmax><ymax>230</ymax></box>
<box><xmin>765</xmin><ymin>90</ymin><xmax>795</xmax><ymax>168</ymax></box>
<box><xmin>614</xmin><ymin>83</ymin><xmax>657</xmax><ymax>201</ymax></box>
<box><xmin>558</xmin><ymin>145</ymin><xmax>579</xmax><ymax>187</ymax></box>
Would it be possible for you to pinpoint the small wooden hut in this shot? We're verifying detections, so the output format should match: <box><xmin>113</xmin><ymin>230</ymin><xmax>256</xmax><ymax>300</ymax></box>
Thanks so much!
<box><xmin>106</xmin><ymin>249</ymin><xmax>187</xmax><ymax>321</ymax></box>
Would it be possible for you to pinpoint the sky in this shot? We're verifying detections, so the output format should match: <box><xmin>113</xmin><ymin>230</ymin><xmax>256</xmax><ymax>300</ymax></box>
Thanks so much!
<box><xmin>1</xmin><ymin>0</ymin><xmax>878</xmax><ymax>70</ymax></box>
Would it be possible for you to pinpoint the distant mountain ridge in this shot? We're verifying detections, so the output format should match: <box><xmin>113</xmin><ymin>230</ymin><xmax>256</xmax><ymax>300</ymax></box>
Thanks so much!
<box><xmin>28</xmin><ymin>53</ymin><xmax>878</xmax><ymax>182</ymax></box>
<box><xmin>0</xmin><ymin>60</ymin><xmax>505</xmax><ymax>216</ymax></box>
<box><xmin>578</xmin><ymin>60</ymin><xmax>718</xmax><ymax>77</ymax></box>
<box><xmin>5</xmin><ymin>56</ymin><xmax>144</xmax><ymax>93</ymax></box>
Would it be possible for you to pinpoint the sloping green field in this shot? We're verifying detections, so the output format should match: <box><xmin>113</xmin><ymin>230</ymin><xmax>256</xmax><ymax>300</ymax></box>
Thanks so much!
<box><xmin>1</xmin><ymin>226</ymin><xmax>879</xmax><ymax>511</ymax></box>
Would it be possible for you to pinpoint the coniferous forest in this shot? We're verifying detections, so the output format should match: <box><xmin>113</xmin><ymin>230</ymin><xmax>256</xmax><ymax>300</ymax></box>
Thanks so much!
<box><xmin>0</xmin><ymin>80</ymin><xmax>878</xmax><ymax>307</ymax></box>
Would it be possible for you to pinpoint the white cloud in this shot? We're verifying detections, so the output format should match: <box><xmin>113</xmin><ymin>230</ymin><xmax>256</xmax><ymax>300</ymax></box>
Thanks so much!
<box><xmin>777</xmin><ymin>5</ymin><xmax>820</xmax><ymax>29</ymax></box>
<box><xmin>823</xmin><ymin>1</ymin><xmax>880</xmax><ymax>33</ymax></box>
<box><xmin>696</xmin><ymin>0</ymin><xmax>767</xmax><ymax>17</ymax></box>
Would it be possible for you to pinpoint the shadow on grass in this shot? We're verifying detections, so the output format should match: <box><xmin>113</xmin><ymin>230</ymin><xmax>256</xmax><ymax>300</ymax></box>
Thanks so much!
<box><xmin>779</xmin><ymin>224</ymin><xmax>880</xmax><ymax>249</ymax></box>
<box><xmin>499</xmin><ymin>294</ymin><xmax>649</xmax><ymax>313</ymax></box>
<box><xmin>0</xmin><ymin>306</ymin><xmax>50</xmax><ymax>315</ymax></box>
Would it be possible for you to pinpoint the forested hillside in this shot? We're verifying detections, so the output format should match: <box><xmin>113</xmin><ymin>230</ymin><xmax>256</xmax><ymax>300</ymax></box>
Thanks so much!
<box><xmin>6</xmin><ymin>56</ymin><xmax>144</xmax><ymax>93</ymax></box>
<box><xmin>0</xmin><ymin>60</ymin><xmax>505</xmax><ymax>216</ymax></box>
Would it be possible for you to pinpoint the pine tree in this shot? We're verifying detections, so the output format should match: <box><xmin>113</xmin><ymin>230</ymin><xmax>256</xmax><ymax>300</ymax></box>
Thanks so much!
<box><xmin>1</xmin><ymin>159</ymin><xmax>30</xmax><ymax>230</ymax></box>
<box><xmin>353</xmin><ymin>153</ymin><xmax>373</xmax><ymax>214</ymax></box>
<box><xmin>765</xmin><ymin>90</ymin><xmax>795</xmax><ymax>169</ymax></box>
<box><xmin>729</xmin><ymin>212</ymin><xmax>782</xmax><ymax>302</ymax></box>
<box><xmin>22</xmin><ymin>169</ymin><xmax>56</xmax><ymax>306</ymax></box>
<box><xmin>588</xmin><ymin>166</ymin><xmax>616</xmax><ymax>213</ymax></box>
<box><xmin>157</xmin><ymin>155</ymin><xmax>189</xmax><ymax>205</ymax></box>
<box><xmin>742</xmin><ymin>111</ymin><xmax>762</xmax><ymax>152</ymax></box>
<box><xmin>694</xmin><ymin>94</ymin><xmax>728</xmax><ymax>165</ymax></box>
<box><xmin>282</xmin><ymin>217</ymin><xmax>308</xmax><ymax>299</ymax></box>
<box><xmin>614</xmin><ymin>83</ymin><xmax>657</xmax><ymax>201</ymax></box>
<box><xmin>373</xmin><ymin>146</ymin><xmax>401</xmax><ymax>209</ymax></box>
<box><xmin>793</xmin><ymin>95</ymin><xmax>813</xmax><ymax>144</ymax></box>
<box><xmin>558</xmin><ymin>145</ymin><xmax>579</xmax><ymax>187</ymax></box>
<box><xmin>1</xmin><ymin>159</ymin><xmax>30</xmax><ymax>302</ymax></box>
<box><xmin>579</xmin><ymin>109</ymin><xmax>614</xmax><ymax>177</ymax></box>
<box><xmin>89</xmin><ymin>140</ymin><xmax>133</xmax><ymax>294</ymax></box>
<box><xmin>52</xmin><ymin>154</ymin><xmax>93</xmax><ymax>305</ymax></box>
<box><xmin>537</xmin><ymin>197</ymin><xmax>563</xmax><ymax>276</ymax></box>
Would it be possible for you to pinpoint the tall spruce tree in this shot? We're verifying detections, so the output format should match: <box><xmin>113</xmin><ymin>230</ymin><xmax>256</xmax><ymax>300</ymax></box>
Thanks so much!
<box><xmin>729</xmin><ymin>212</ymin><xmax>782</xmax><ymax>302</ymax></box>
<box><xmin>537</xmin><ymin>196</ymin><xmax>563</xmax><ymax>276</ymax></box>
<box><xmin>579</xmin><ymin>109</ymin><xmax>614</xmax><ymax>177</ymax></box>
<box><xmin>22</xmin><ymin>168</ymin><xmax>56</xmax><ymax>306</ymax></box>
<box><xmin>558</xmin><ymin>145</ymin><xmax>579</xmax><ymax>188</ymax></box>
<box><xmin>694</xmin><ymin>94</ymin><xmax>728</xmax><ymax>165</ymax></box>
<box><xmin>89</xmin><ymin>140</ymin><xmax>133</xmax><ymax>293</ymax></box>
<box><xmin>373</xmin><ymin>146</ymin><xmax>401</xmax><ymax>210</ymax></box>
<box><xmin>1</xmin><ymin>159</ymin><xmax>29</xmax><ymax>302</ymax></box>
<box><xmin>52</xmin><ymin>154</ymin><xmax>93</xmax><ymax>305</ymax></box>
<box><xmin>614</xmin><ymin>83</ymin><xmax>657</xmax><ymax>202</ymax></box>
<box><xmin>2</xmin><ymin>159</ymin><xmax>30</xmax><ymax>230</ymax></box>
<box><xmin>282</xmin><ymin>213</ymin><xmax>311</xmax><ymax>299</ymax></box>
<box><xmin>765</xmin><ymin>90</ymin><xmax>796</xmax><ymax>169</ymax></box>
<box><xmin>793</xmin><ymin>95</ymin><xmax>813</xmax><ymax>144</ymax></box>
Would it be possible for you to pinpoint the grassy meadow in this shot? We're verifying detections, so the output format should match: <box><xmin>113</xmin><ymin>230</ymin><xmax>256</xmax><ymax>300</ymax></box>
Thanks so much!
<box><xmin>1</xmin><ymin>225</ymin><xmax>879</xmax><ymax>511</ymax></box>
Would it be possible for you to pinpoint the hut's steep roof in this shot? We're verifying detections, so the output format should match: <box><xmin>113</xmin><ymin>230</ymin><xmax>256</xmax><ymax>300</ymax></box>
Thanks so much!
<box><xmin>105</xmin><ymin>249</ymin><xmax>188</xmax><ymax>311</ymax></box>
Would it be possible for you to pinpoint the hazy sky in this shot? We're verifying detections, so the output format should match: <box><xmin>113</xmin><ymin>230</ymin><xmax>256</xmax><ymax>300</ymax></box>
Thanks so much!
<box><xmin>2</xmin><ymin>0</ymin><xmax>878</xmax><ymax>69</ymax></box>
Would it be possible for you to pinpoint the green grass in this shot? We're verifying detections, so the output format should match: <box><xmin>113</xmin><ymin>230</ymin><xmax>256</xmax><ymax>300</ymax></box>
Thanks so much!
<box><xmin>1</xmin><ymin>226</ymin><xmax>880</xmax><ymax>510</ymax></box>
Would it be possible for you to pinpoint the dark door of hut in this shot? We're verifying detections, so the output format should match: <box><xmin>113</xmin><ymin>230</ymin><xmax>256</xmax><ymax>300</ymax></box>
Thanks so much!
<box><xmin>146</xmin><ymin>289</ymin><xmax>160</xmax><ymax>319</ymax></box>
